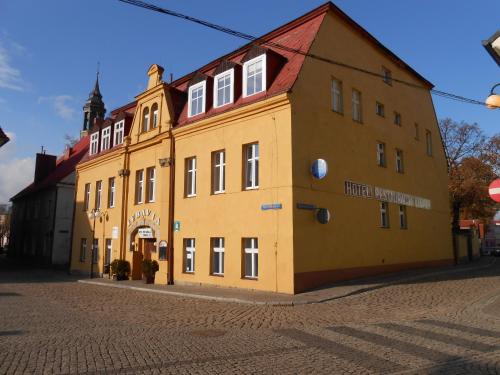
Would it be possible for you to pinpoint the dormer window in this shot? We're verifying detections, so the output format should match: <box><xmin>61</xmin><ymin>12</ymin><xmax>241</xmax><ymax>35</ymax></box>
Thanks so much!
<box><xmin>243</xmin><ymin>54</ymin><xmax>266</xmax><ymax>97</ymax></box>
<box><xmin>114</xmin><ymin>120</ymin><xmax>124</xmax><ymax>145</ymax></box>
<box><xmin>214</xmin><ymin>70</ymin><xmax>234</xmax><ymax>108</ymax></box>
<box><xmin>90</xmin><ymin>132</ymin><xmax>99</xmax><ymax>155</ymax></box>
<box><xmin>142</xmin><ymin>107</ymin><xmax>150</xmax><ymax>132</ymax></box>
<box><xmin>151</xmin><ymin>103</ymin><xmax>158</xmax><ymax>128</ymax></box>
<box><xmin>188</xmin><ymin>81</ymin><xmax>206</xmax><ymax>117</ymax></box>
<box><xmin>101</xmin><ymin>126</ymin><xmax>111</xmax><ymax>151</ymax></box>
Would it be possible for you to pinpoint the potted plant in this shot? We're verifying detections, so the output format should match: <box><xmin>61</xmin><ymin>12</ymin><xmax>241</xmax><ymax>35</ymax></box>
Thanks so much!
<box><xmin>110</xmin><ymin>259</ymin><xmax>131</xmax><ymax>281</ymax></box>
<box><xmin>142</xmin><ymin>259</ymin><xmax>159</xmax><ymax>284</ymax></box>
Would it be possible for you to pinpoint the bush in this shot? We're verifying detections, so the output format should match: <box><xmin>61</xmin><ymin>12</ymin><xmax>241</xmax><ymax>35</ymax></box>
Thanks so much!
<box><xmin>110</xmin><ymin>259</ymin><xmax>130</xmax><ymax>280</ymax></box>
<box><xmin>142</xmin><ymin>259</ymin><xmax>159</xmax><ymax>277</ymax></box>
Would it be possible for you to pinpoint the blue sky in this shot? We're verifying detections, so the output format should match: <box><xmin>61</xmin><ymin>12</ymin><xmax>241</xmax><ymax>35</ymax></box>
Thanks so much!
<box><xmin>0</xmin><ymin>0</ymin><xmax>498</xmax><ymax>202</ymax></box>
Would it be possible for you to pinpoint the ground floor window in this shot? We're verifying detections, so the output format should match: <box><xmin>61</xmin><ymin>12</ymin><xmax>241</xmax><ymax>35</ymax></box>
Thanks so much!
<box><xmin>211</xmin><ymin>237</ymin><xmax>225</xmax><ymax>276</ymax></box>
<box><xmin>379</xmin><ymin>202</ymin><xmax>389</xmax><ymax>228</ymax></box>
<box><xmin>80</xmin><ymin>238</ymin><xmax>87</xmax><ymax>262</ymax></box>
<box><xmin>399</xmin><ymin>205</ymin><xmax>407</xmax><ymax>229</ymax></box>
<box><xmin>92</xmin><ymin>239</ymin><xmax>99</xmax><ymax>264</ymax></box>
<box><xmin>243</xmin><ymin>238</ymin><xmax>258</xmax><ymax>279</ymax></box>
<box><xmin>105</xmin><ymin>239</ymin><xmax>112</xmax><ymax>265</ymax></box>
<box><xmin>184</xmin><ymin>238</ymin><xmax>195</xmax><ymax>273</ymax></box>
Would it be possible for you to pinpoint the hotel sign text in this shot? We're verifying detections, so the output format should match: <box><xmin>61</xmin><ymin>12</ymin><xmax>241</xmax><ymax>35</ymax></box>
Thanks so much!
<box><xmin>128</xmin><ymin>209</ymin><xmax>160</xmax><ymax>227</ymax></box>
<box><xmin>344</xmin><ymin>180</ymin><xmax>431</xmax><ymax>210</ymax></box>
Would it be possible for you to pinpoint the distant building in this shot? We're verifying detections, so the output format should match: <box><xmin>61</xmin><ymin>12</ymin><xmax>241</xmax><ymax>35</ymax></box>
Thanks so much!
<box><xmin>70</xmin><ymin>2</ymin><xmax>453</xmax><ymax>294</ymax></box>
<box><xmin>0</xmin><ymin>204</ymin><xmax>10</xmax><ymax>249</ymax></box>
<box><xmin>9</xmin><ymin>79</ymin><xmax>103</xmax><ymax>267</ymax></box>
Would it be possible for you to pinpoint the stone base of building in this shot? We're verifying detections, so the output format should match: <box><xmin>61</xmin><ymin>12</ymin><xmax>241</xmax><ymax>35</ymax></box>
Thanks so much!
<box><xmin>294</xmin><ymin>259</ymin><xmax>455</xmax><ymax>294</ymax></box>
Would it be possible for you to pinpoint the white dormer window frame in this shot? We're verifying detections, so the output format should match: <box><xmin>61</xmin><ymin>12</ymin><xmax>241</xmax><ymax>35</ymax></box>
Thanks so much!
<box><xmin>113</xmin><ymin>120</ymin><xmax>125</xmax><ymax>146</ymax></box>
<box><xmin>188</xmin><ymin>81</ymin><xmax>206</xmax><ymax>118</ymax></box>
<box><xmin>101</xmin><ymin>126</ymin><xmax>111</xmax><ymax>151</ymax></box>
<box><xmin>213</xmin><ymin>69</ymin><xmax>234</xmax><ymax>108</ymax></box>
<box><xmin>90</xmin><ymin>132</ymin><xmax>99</xmax><ymax>155</ymax></box>
<box><xmin>243</xmin><ymin>54</ymin><xmax>266</xmax><ymax>98</ymax></box>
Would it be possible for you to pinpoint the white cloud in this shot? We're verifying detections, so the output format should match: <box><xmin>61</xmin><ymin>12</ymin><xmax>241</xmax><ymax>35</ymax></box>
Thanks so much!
<box><xmin>38</xmin><ymin>95</ymin><xmax>76</xmax><ymax>120</ymax></box>
<box><xmin>0</xmin><ymin>132</ymin><xmax>34</xmax><ymax>203</ymax></box>
<box><xmin>0</xmin><ymin>42</ymin><xmax>24</xmax><ymax>92</ymax></box>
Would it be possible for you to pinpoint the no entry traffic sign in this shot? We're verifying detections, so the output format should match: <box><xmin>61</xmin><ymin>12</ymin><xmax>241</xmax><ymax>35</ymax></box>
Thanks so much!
<box><xmin>489</xmin><ymin>179</ymin><xmax>500</xmax><ymax>203</ymax></box>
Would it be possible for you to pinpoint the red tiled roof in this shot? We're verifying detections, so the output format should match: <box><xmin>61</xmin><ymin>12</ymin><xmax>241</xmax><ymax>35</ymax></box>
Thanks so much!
<box><xmin>11</xmin><ymin>136</ymin><xmax>89</xmax><ymax>201</ymax></box>
<box><xmin>171</xmin><ymin>7</ymin><xmax>326</xmax><ymax>126</ymax></box>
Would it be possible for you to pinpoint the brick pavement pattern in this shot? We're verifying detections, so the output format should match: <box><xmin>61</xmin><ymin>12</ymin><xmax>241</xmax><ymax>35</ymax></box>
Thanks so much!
<box><xmin>1</xmin><ymin>258</ymin><xmax>500</xmax><ymax>374</ymax></box>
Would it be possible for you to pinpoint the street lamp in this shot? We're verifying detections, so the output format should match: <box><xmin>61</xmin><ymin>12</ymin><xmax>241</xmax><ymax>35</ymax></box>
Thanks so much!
<box><xmin>88</xmin><ymin>208</ymin><xmax>101</xmax><ymax>279</ymax></box>
<box><xmin>482</xmin><ymin>30</ymin><xmax>500</xmax><ymax>67</ymax></box>
<box><xmin>486</xmin><ymin>83</ymin><xmax>500</xmax><ymax>109</ymax></box>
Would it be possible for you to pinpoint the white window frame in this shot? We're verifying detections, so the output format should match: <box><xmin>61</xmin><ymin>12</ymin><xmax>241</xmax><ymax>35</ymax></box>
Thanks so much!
<box><xmin>185</xmin><ymin>157</ymin><xmax>197</xmax><ymax>197</ymax></box>
<box><xmin>382</xmin><ymin>67</ymin><xmax>393</xmax><ymax>85</ymax></box>
<box><xmin>243</xmin><ymin>54</ymin><xmax>266</xmax><ymax>98</ymax></box>
<box><xmin>352</xmin><ymin>89</ymin><xmax>362</xmax><ymax>122</ymax></box>
<box><xmin>380</xmin><ymin>202</ymin><xmax>389</xmax><ymax>228</ymax></box>
<box><xmin>147</xmin><ymin>167</ymin><xmax>155</xmax><ymax>203</ymax></box>
<box><xmin>399</xmin><ymin>205</ymin><xmax>407</xmax><ymax>229</ymax></box>
<box><xmin>376</xmin><ymin>101</ymin><xmax>385</xmax><ymax>117</ymax></box>
<box><xmin>331</xmin><ymin>78</ymin><xmax>343</xmax><ymax>113</ymax></box>
<box><xmin>188</xmin><ymin>81</ymin><xmax>206</xmax><ymax>117</ymax></box>
<box><xmin>101</xmin><ymin>126</ymin><xmax>111</xmax><ymax>151</ymax></box>
<box><xmin>152</xmin><ymin>105</ymin><xmax>158</xmax><ymax>128</ymax></box>
<box><xmin>396</xmin><ymin>149</ymin><xmax>404</xmax><ymax>173</ymax></box>
<box><xmin>90</xmin><ymin>132</ymin><xmax>99</xmax><ymax>155</ymax></box>
<box><xmin>114</xmin><ymin>120</ymin><xmax>125</xmax><ymax>146</ymax></box>
<box><xmin>142</xmin><ymin>107</ymin><xmax>150</xmax><ymax>132</ymax></box>
<box><xmin>377</xmin><ymin>142</ymin><xmax>386</xmax><ymax>167</ymax></box>
<box><xmin>214</xmin><ymin>70</ymin><xmax>234</xmax><ymax>108</ymax></box>
<box><xmin>84</xmin><ymin>183</ymin><xmax>91</xmax><ymax>211</ymax></box>
<box><xmin>394</xmin><ymin>112</ymin><xmax>402</xmax><ymax>126</ymax></box>
<box><xmin>212</xmin><ymin>150</ymin><xmax>226</xmax><ymax>194</ymax></box>
<box><xmin>80</xmin><ymin>238</ymin><xmax>87</xmax><ymax>262</ymax></box>
<box><xmin>426</xmin><ymin>130</ymin><xmax>433</xmax><ymax>156</ymax></box>
<box><xmin>184</xmin><ymin>238</ymin><xmax>195</xmax><ymax>273</ymax></box>
<box><xmin>243</xmin><ymin>238</ymin><xmax>258</xmax><ymax>279</ymax></box>
<box><xmin>244</xmin><ymin>143</ymin><xmax>259</xmax><ymax>190</ymax></box>
<box><xmin>95</xmin><ymin>180</ymin><xmax>102</xmax><ymax>210</ymax></box>
<box><xmin>108</xmin><ymin>177</ymin><xmax>115</xmax><ymax>208</ymax></box>
<box><xmin>136</xmin><ymin>170</ymin><xmax>144</xmax><ymax>204</ymax></box>
<box><xmin>212</xmin><ymin>237</ymin><xmax>225</xmax><ymax>276</ymax></box>
<box><xmin>92</xmin><ymin>239</ymin><xmax>99</xmax><ymax>264</ymax></box>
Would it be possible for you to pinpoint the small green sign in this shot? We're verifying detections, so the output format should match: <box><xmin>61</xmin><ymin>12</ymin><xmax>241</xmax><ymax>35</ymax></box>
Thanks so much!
<box><xmin>173</xmin><ymin>221</ymin><xmax>181</xmax><ymax>232</ymax></box>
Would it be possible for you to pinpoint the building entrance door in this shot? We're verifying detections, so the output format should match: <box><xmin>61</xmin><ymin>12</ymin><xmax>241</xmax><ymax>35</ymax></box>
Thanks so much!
<box><xmin>131</xmin><ymin>230</ymin><xmax>156</xmax><ymax>280</ymax></box>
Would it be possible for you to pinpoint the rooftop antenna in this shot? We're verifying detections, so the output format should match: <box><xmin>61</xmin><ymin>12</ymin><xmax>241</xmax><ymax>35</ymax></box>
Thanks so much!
<box><xmin>41</xmin><ymin>146</ymin><xmax>45</xmax><ymax>154</ymax></box>
<box><xmin>169</xmin><ymin>73</ymin><xmax>173</xmax><ymax>83</ymax></box>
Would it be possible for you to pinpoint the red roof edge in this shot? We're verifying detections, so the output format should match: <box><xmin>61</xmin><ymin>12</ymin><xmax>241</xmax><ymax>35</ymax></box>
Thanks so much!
<box><xmin>110</xmin><ymin>100</ymin><xmax>138</xmax><ymax>116</ymax></box>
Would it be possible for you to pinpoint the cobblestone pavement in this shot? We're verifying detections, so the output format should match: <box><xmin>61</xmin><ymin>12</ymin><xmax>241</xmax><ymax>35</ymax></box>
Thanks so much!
<box><xmin>1</xmin><ymin>258</ymin><xmax>500</xmax><ymax>374</ymax></box>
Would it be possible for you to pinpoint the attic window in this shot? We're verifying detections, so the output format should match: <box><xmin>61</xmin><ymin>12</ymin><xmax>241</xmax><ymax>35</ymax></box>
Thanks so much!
<box><xmin>243</xmin><ymin>54</ymin><xmax>266</xmax><ymax>97</ymax></box>
<box><xmin>188</xmin><ymin>81</ymin><xmax>206</xmax><ymax>117</ymax></box>
<box><xmin>90</xmin><ymin>132</ymin><xmax>99</xmax><ymax>155</ymax></box>
<box><xmin>114</xmin><ymin>120</ymin><xmax>125</xmax><ymax>145</ymax></box>
<box><xmin>214</xmin><ymin>69</ymin><xmax>234</xmax><ymax>108</ymax></box>
<box><xmin>101</xmin><ymin>126</ymin><xmax>111</xmax><ymax>151</ymax></box>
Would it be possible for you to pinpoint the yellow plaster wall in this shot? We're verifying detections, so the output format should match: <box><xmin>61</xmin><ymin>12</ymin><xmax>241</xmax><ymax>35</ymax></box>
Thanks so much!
<box><xmin>289</xmin><ymin>11</ymin><xmax>453</xmax><ymax>278</ymax></box>
<box><xmin>172</xmin><ymin>96</ymin><xmax>295</xmax><ymax>293</ymax></box>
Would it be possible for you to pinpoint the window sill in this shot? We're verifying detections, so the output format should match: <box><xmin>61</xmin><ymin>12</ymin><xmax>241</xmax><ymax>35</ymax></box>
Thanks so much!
<box><xmin>331</xmin><ymin>109</ymin><xmax>344</xmax><ymax>115</ymax></box>
<box><xmin>242</xmin><ymin>276</ymin><xmax>258</xmax><ymax>281</ymax></box>
<box><xmin>352</xmin><ymin>119</ymin><xmax>363</xmax><ymax>124</ymax></box>
<box><xmin>185</xmin><ymin>194</ymin><xmax>197</xmax><ymax>199</ymax></box>
<box><xmin>183</xmin><ymin>271</ymin><xmax>195</xmax><ymax>275</ymax></box>
<box><xmin>379</xmin><ymin>226</ymin><xmax>390</xmax><ymax>229</ymax></box>
<box><xmin>244</xmin><ymin>186</ymin><xmax>259</xmax><ymax>191</ymax></box>
<box><xmin>211</xmin><ymin>273</ymin><xmax>224</xmax><ymax>277</ymax></box>
<box><xmin>213</xmin><ymin>191</ymin><xmax>225</xmax><ymax>195</ymax></box>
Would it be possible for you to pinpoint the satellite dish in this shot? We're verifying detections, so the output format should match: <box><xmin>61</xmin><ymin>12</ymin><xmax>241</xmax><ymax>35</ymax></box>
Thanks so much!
<box><xmin>316</xmin><ymin>208</ymin><xmax>331</xmax><ymax>224</ymax></box>
<box><xmin>311</xmin><ymin>159</ymin><xmax>328</xmax><ymax>179</ymax></box>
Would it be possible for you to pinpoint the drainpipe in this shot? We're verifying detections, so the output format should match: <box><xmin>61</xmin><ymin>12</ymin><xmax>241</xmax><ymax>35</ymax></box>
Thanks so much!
<box><xmin>167</xmin><ymin>126</ymin><xmax>175</xmax><ymax>285</ymax></box>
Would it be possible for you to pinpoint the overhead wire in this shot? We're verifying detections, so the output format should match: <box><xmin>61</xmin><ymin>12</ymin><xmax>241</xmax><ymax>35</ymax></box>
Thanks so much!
<box><xmin>118</xmin><ymin>0</ymin><xmax>496</xmax><ymax>109</ymax></box>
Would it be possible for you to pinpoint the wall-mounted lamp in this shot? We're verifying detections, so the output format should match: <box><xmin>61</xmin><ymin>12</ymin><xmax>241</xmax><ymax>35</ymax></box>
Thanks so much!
<box><xmin>482</xmin><ymin>30</ymin><xmax>500</xmax><ymax>67</ymax></box>
<box><xmin>118</xmin><ymin>168</ymin><xmax>130</xmax><ymax>177</ymax></box>
<box><xmin>159</xmin><ymin>158</ymin><xmax>173</xmax><ymax>167</ymax></box>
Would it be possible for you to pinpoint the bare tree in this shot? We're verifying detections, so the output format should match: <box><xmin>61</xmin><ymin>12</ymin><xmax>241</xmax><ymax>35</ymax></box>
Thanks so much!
<box><xmin>64</xmin><ymin>134</ymin><xmax>79</xmax><ymax>148</ymax></box>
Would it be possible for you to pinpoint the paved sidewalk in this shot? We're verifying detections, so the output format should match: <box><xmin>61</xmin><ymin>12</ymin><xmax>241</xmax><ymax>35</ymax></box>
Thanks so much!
<box><xmin>78</xmin><ymin>257</ymin><xmax>496</xmax><ymax>305</ymax></box>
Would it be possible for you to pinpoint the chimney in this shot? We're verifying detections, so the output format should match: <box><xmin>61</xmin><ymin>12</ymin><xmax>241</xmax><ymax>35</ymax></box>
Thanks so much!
<box><xmin>34</xmin><ymin>153</ymin><xmax>57</xmax><ymax>183</ymax></box>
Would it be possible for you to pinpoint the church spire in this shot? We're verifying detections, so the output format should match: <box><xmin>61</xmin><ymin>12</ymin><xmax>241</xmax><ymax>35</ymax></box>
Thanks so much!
<box><xmin>81</xmin><ymin>67</ymin><xmax>106</xmax><ymax>137</ymax></box>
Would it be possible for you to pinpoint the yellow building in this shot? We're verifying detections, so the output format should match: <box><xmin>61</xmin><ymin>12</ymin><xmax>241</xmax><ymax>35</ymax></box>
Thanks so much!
<box><xmin>70</xmin><ymin>2</ymin><xmax>453</xmax><ymax>293</ymax></box>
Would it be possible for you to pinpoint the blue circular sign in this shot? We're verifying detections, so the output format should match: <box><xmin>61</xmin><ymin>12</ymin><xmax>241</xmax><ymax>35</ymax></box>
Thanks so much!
<box><xmin>311</xmin><ymin>159</ymin><xmax>328</xmax><ymax>179</ymax></box>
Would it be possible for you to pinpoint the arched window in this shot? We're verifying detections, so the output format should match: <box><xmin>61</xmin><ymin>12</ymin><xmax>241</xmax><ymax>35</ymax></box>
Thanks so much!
<box><xmin>142</xmin><ymin>107</ymin><xmax>150</xmax><ymax>132</ymax></box>
<box><xmin>151</xmin><ymin>103</ymin><xmax>159</xmax><ymax>129</ymax></box>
